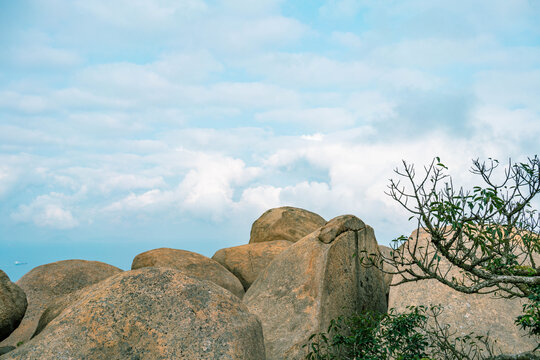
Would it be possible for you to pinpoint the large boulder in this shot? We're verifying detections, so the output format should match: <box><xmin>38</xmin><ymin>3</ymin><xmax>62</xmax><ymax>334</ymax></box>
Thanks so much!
<box><xmin>4</xmin><ymin>268</ymin><xmax>266</xmax><ymax>360</ymax></box>
<box><xmin>244</xmin><ymin>215</ymin><xmax>387</xmax><ymax>360</ymax></box>
<box><xmin>388</xmin><ymin>228</ymin><xmax>538</xmax><ymax>355</ymax></box>
<box><xmin>131</xmin><ymin>248</ymin><xmax>244</xmax><ymax>298</ymax></box>
<box><xmin>0</xmin><ymin>270</ymin><xmax>27</xmax><ymax>342</ymax></box>
<box><xmin>249</xmin><ymin>206</ymin><xmax>326</xmax><ymax>244</ymax></box>
<box><xmin>212</xmin><ymin>240</ymin><xmax>293</xmax><ymax>291</ymax></box>
<box><xmin>378</xmin><ymin>245</ymin><xmax>395</xmax><ymax>303</ymax></box>
<box><xmin>0</xmin><ymin>260</ymin><xmax>122</xmax><ymax>347</ymax></box>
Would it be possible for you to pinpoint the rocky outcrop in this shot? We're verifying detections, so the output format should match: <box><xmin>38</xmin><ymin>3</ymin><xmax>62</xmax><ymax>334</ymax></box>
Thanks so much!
<box><xmin>212</xmin><ymin>240</ymin><xmax>293</xmax><ymax>290</ymax></box>
<box><xmin>388</xmin><ymin>228</ymin><xmax>538</xmax><ymax>355</ymax></box>
<box><xmin>244</xmin><ymin>215</ymin><xmax>387</xmax><ymax>360</ymax></box>
<box><xmin>131</xmin><ymin>248</ymin><xmax>244</xmax><ymax>298</ymax></box>
<box><xmin>249</xmin><ymin>206</ymin><xmax>326</xmax><ymax>244</ymax></box>
<box><xmin>378</xmin><ymin>245</ymin><xmax>395</xmax><ymax>302</ymax></box>
<box><xmin>0</xmin><ymin>270</ymin><xmax>27</xmax><ymax>342</ymax></box>
<box><xmin>4</xmin><ymin>268</ymin><xmax>266</xmax><ymax>360</ymax></box>
<box><xmin>0</xmin><ymin>260</ymin><xmax>122</xmax><ymax>347</ymax></box>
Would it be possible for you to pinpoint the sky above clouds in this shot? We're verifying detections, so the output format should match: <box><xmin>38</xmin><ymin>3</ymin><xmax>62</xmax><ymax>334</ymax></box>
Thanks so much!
<box><xmin>1</xmin><ymin>0</ymin><xmax>539</xmax><ymax>280</ymax></box>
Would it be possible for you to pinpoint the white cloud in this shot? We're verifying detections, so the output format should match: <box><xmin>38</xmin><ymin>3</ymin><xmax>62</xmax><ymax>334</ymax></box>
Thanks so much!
<box><xmin>242</xmin><ymin>53</ymin><xmax>438</xmax><ymax>91</ymax></box>
<box><xmin>73</xmin><ymin>0</ymin><xmax>208</xmax><ymax>28</ymax></box>
<box><xmin>177</xmin><ymin>154</ymin><xmax>261</xmax><ymax>220</ymax></box>
<box><xmin>301</xmin><ymin>133</ymin><xmax>324</xmax><ymax>142</ymax></box>
<box><xmin>256</xmin><ymin>107</ymin><xmax>356</xmax><ymax>129</ymax></box>
<box><xmin>11</xmin><ymin>193</ymin><xmax>79</xmax><ymax>229</ymax></box>
<box><xmin>0</xmin><ymin>91</ymin><xmax>50</xmax><ymax>114</ymax></box>
<box><xmin>331</xmin><ymin>31</ymin><xmax>364</xmax><ymax>49</ymax></box>
<box><xmin>216</xmin><ymin>0</ymin><xmax>285</xmax><ymax>16</ymax></box>
<box><xmin>11</xmin><ymin>45</ymin><xmax>81</xmax><ymax>68</ymax></box>
<box><xmin>319</xmin><ymin>0</ymin><xmax>363</xmax><ymax>18</ymax></box>
<box><xmin>104</xmin><ymin>189</ymin><xmax>170</xmax><ymax>212</ymax></box>
<box><xmin>0</xmin><ymin>166</ymin><xmax>19</xmax><ymax>198</ymax></box>
<box><xmin>208</xmin><ymin>16</ymin><xmax>309</xmax><ymax>52</ymax></box>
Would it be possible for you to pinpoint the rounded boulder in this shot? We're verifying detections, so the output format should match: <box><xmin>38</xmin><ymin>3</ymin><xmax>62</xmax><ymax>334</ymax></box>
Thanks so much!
<box><xmin>0</xmin><ymin>270</ymin><xmax>27</xmax><ymax>342</ymax></box>
<box><xmin>4</xmin><ymin>268</ymin><xmax>266</xmax><ymax>360</ymax></box>
<box><xmin>0</xmin><ymin>260</ymin><xmax>122</xmax><ymax>347</ymax></box>
<box><xmin>212</xmin><ymin>240</ymin><xmax>293</xmax><ymax>291</ymax></box>
<box><xmin>249</xmin><ymin>206</ymin><xmax>326</xmax><ymax>244</ymax></box>
<box><xmin>131</xmin><ymin>248</ymin><xmax>244</xmax><ymax>298</ymax></box>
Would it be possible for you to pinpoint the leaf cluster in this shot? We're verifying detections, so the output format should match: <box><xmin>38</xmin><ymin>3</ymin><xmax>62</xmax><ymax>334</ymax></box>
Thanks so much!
<box><xmin>303</xmin><ymin>305</ymin><xmax>498</xmax><ymax>360</ymax></box>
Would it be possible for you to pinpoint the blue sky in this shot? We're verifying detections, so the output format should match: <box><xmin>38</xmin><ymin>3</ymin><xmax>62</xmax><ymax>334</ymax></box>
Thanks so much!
<box><xmin>1</xmin><ymin>0</ymin><xmax>539</xmax><ymax>281</ymax></box>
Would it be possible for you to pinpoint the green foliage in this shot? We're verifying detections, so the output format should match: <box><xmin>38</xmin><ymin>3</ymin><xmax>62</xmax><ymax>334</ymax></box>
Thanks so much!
<box><xmin>303</xmin><ymin>306</ymin><xmax>500</xmax><ymax>360</ymax></box>
<box><xmin>303</xmin><ymin>306</ymin><xmax>432</xmax><ymax>360</ymax></box>
<box><xmin>383</xmin><ymin>156</ymin><xmax>540</xmax><ymax>339</ymax></box>
<box><xmin>516</xmin><ymin>284</ymin><xmax>540</xmax><ymax>338</ymax></box>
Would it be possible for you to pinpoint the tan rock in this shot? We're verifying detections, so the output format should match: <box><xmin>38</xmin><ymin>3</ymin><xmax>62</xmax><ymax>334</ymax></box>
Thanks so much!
<box><xmin>378</xmin><ymin>245</ymin><xmax>395</xmax><ymax>302</ymax></box>
<box><xmin>244</xmin><ymin>215</ymin><xmax>387</xmax><ymax>360</ymax></box>
<box><xmin>0</xmin><ymin>260</ymin><xmax>122</xmax><ymax>348</ymax></box>
<box><xmin>4</xmin><ymin>268</ymin><xmax>266</xmax><ymax>360</ymax></box>
<box><xmin>249</xmin><ymin>206</ymin><xmax>326</xmax><ymax>244</ymax></box>
<box><xmin>388</xmin><ymin>228</ymin><xmax>538</xmax><ymax>355</ymax></box>
<box><xmin>131</xmin><ymin>248</ymin><xmax>244</xmax><ymax>298</ymax></box>
<box><xmin>0</xmin><ymin>270</ymin><xmax>27</xmax><ymax>342</ymax></box>
<box><xmin>212</xmin><ymin>240</ymin><xmax>293</xmax><ymax>290</ymax></box>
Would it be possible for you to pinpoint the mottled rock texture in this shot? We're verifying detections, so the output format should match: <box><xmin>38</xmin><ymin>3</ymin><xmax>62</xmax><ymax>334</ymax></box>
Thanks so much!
<box><xmin>212</xmin><ymin>240</ymin><xmax>293</xmax><ymax>291</ymax></box>
<box><xmin>378</xmin><ymin>245</ymin><xmax>395</xmax><ymax>302</ymax></box>
<box><xmin>4</xmin><ymin>268</ymin><xmax>266</xmax><ymax>360</ymax></box>
<box><xmin>0</xmin><ymin>346</ymin><xmax>15</xmax><ymax>356</ymax></box>
<box><xmin>0</xmin><ymin>260</ymin><xmax>122</xmax><ymax>347</ymax></box>
<box><xmin>131</xmin><ymin>248</ymin><xmax>244</xmax><ymax>298</ymax></box>
<box><xmin>249</xmin><ymin>206</ymin><xmax>326</xmax><ymax>244</ymax></box>
<box><xmin>244</xmin><ymin>215</ymin><xmax>387</xmax><ymax>360</ymax></box>
<box><xmin>0</xmin><ymin>270</ymin><xmax>27</xmax><ymax>342</ymax></box>
<box><xmin>388</xmin><ymin>228</ymin><xmax>538</xmax><ymax>355</ymax></box>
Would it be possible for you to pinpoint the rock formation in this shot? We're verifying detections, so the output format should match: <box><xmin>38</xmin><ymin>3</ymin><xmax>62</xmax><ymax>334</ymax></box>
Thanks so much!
<box><xmin>0</xmin><ymin>270</ymin><xmax>27</xmax><ymax>342</ymax></box>
<box><xmin>0</xmin><ymin>260</ymin><xmax>122</xmax><ymax>348</ymax></box>
<box><xmin>249</xmin><ymin>206</ymin><xmax>326</xmax><ymax>244</ymax></box>
<box><xmin>244</xmin><ymin>215</ymin><xmax>387</xmax><ymax>360</ymax></box>
<box><xmin>3</xmin><ymin>268</ymin><xmax>266</xmax><ymax>360</ymax></box>
<box><xmin>212</xmin><ymin>240</ymin><xmax>293</xmax><ymax>290</ymax></box>
<box><xmin>378</xmin><ymin>245</ymin><xmax>395</xmax><ymax>303</ymax></box>
<box><xmin>388</xmin><ymin>228</ymin><xmax>538</xmax><ymax>355</ymax></box>
<box><xmin>131</xmin><ymin>248</ymin><xmax>244</xmax><ymax>298</ymax></box>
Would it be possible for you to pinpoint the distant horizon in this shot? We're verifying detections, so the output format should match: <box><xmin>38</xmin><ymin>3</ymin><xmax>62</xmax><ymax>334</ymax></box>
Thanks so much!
<box><xmin>1</xmin><ymin>0</ymin><xmax>539</xmax><ymax>281</ymax></box>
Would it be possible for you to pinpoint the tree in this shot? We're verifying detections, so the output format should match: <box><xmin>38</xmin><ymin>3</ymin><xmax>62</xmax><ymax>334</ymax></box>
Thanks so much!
<box><xmin>370</xmin><ymin>156</ymin><xmax>539</xmax><ymax>354</ymax></box>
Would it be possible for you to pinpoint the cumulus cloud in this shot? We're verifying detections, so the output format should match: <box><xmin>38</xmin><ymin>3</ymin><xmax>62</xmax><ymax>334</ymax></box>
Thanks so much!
<box><xmin>256</xmin><ymin>107</ymin><xmax>356</xmax><ymax>130</ymax></box>
<box><xmin>11</xmin><ymin>193</ymin><xmax>79</xmax><ymax>229</ymax></box>
<box><xmin>11</xmin><ymin>45</ymin><xmax>81</xmax><ymax>68</ymax></box>
<box><xmin>0</xmin><ymin>0</ymin><xmax>538</xmax><ymax>252</ymax></box>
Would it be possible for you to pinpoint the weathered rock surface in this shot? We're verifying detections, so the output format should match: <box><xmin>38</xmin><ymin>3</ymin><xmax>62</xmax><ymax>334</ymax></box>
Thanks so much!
<box><xmin>378</xmin><ymin>245</ymin><xmax>395</xmax><ymax>302</ymax></box>
<box><xmin>212</xmin><ymin>240</ymin><xmax>293</xmax><ymax>290</ymax></box>
<box><xmin>249</xmin><ymin>206</ymin><xmax>326</xmax><ymax>244</ymax></box>
<box><xmin>244</xmin><ymin>215</ymin><xmax>387</xmax><ymax>360</ymax></box>
<box><xmin>0</xmin><ymin>260</ymin><xmax>122</xmax><ymax>347</ymax></box>
<box><xmin>388</xmin><ymin>228</ymin><xmax>538</xmax><ymax>355</ymax></box>
<box><xmin>0</xmin><ymin>270</ymin><xmax>27</xmax><ymax>342</ymax></box>
<box><xmin>0</xmin><ymin>346</ymin><xmax>15</xmax><ymax>356</ymax></box>
<box><xmin>131</xmin><ymin>248</ymin><xmax>244</xmax><ymax>298</ymax></box>
<box><xmin>4</xmin><ymin>268</ymin><xmax>266</xmax><ymax>360</ymax></box>
<box><xmin>31</xmin><ymin>291</ymin><xmax>81</xmax><ymax>338</ymax></box>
